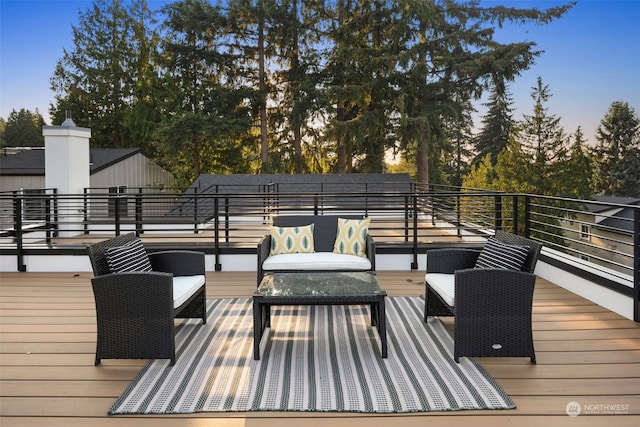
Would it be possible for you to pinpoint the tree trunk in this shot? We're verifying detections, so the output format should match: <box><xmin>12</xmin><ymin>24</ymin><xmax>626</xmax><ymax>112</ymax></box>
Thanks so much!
<box><xmin>417</xmin><ymin>131</ymin><xmax>429</xmax><ymax>191</ymax></box>
<box><xmin>258</xmin><ymin>4</ymin><xmax>268</xmax><ymax>173</ymax></box>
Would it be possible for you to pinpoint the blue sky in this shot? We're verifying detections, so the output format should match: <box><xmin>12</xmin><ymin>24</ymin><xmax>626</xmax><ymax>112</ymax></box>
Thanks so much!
<box><xmin>1</xmin><ymin>0</ymin><xmax>639</xmax><ymax>147</ymax></box>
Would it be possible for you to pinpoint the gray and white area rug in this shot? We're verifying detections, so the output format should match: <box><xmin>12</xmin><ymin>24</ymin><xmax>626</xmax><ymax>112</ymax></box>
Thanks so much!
<box><xmin>109</xmin><ymin>296</ymin><xmax>515</xmax><ymax>414</ymax></box>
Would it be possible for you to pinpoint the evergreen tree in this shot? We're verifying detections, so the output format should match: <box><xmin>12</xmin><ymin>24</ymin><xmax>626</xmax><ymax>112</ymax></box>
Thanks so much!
<box><xmin>473</xmin><ymin>80</ymin><xmax>515</xmax><ymax>167</ymax></box>
<box><xmin>393</xmin><ymin>1</ymin><xmax>574</xmax><ymax>189</ymax></box>
<box><xmin>50</xmin><ymin>0</ymin><xmax>158</xmax><ymax>148</ymax></box>
<box><xmin>557</xmin><ymin>127</ymin><xmax>593</xmax><ymax>198</ymax></box>
<box><xmin>519</xmin><ymin>77</ymin><xmax>567</xmax><ymax>165</ymax></box>
<box><xmin>268</xmin><ymin>0</ymin><xmax>327</xmax><ymax>173</ymax></box>
<box><xmin>3</xmin><ymin>109</ymin><xmax>46</xmax><ymax>147</ymax></box>
<box><xmin>593</xmin><ymin>101</ymin><xmax>640</xmax><ymax>197</ymax></box>
<box><xmin>517</xmin><ymin>76</ymin><xmax>569</xmax><ymax>194</ymax></box>
<box><xmin>325</xmin><ymin>0</ymin><xmax>398</xmax><ymax>173</ymax></box>
<box><xmin>156</xmin><ymin>0</ymin><xmax>252</xmax><ymax>186</ymax></box>
<box><xmin>0</xmin><ymin>118</ymin><xmax>6</xmax><ymax>148</ymax></box>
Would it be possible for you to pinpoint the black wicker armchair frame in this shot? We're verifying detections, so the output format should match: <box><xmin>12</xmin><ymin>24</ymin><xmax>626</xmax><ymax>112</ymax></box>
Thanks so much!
<box><xmin>257</xmin><ymin>215</ymin><xmax>376</xmax><ymax>285</ymax></box>
<box><xmin>424</xmin><ymin>230</ymin><xmax>543</xmax><ymax>364</ymax></box>
<box><xmin>87</xmin><ymin>233</ymin><xmax>206</xmax><ymax>365</ymax></box>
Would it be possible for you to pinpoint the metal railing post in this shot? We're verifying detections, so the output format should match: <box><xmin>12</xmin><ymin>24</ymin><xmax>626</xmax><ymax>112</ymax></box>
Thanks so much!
<box><xmin>634</xmin><ymin>207</ymin><xmax>639</xmax><ymax>323</ymax></box>
<box><xmin>524</xmin><ymin>195</ymin><xmax>531</xmax><ymax>238</ymax></box>
<box><xmin>404</xmin><ymin>195</ymin><xmax>409</xmax><ymax>242</ymax></box>
<box><xmin>13</xmin><ymin>195</ymin><xmax>26</xmax><ymax>272</ymax></box>
<box><xmin>412</xmin><ymin>192</ymin><xmax>418</xmax><ymax>270</ymax></box>
<box><xmin>135</xmin><ymin>192</ymin><xmax>142</xmax><ymax>237</ymax></box>
<box><xmin>214</xmin><ymin>196</ymin><xmax>221</xmax><ymax>271</ymax></box>
<box><xmin>45</xmin><ymin>194</ymin><xmax>52</xmax><ymax>245</ymax></box>
<box><xmin>512</xmin><ymin>195</ymin><xmax>518</xmax><ymax>234</ymax></box>
<box><xmin>83</xmin><ymin>189</ymin><xmax>89</xmax><ymax>235</ymax></box>
<box><xmin>114</xmin><ymin>196</ymin><xmax>121</xmax><ymax>236</ymax></box>
<box><xmin>494</xmin><ymin>195</ymin><xmax>502</xmax><ymax>231</ymax></box>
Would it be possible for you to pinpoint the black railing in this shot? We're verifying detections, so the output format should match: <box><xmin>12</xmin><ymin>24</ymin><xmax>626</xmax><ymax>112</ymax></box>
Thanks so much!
<box><xmin>1</xmin><ymin>186</ymin><xmax>638</xmax><ymax>321</ymax></box>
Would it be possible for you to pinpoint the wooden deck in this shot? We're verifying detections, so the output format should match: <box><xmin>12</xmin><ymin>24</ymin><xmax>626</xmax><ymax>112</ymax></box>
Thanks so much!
<box><xmin>1</xmin><ymin>270</ymin><xmax>639</xmax><ymax>426</ymax></box>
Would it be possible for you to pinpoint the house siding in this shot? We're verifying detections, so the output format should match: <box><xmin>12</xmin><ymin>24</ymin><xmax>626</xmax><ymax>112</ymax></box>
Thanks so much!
<box><xmin>90</xmin><ymin>152</ymin><xmax>174</xmax><ymax>189</ymax></box>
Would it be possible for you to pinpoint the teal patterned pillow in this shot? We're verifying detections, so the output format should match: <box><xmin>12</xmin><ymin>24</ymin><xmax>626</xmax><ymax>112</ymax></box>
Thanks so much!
<box><xmin>269</xmin><ymin>224</ymin><xmax>315</xmax><ymax>255</ymax></box>
<box><xmin>333</xmin><ymin>217</ymin><xmax>370</xmax><ymax>257</ymax></box>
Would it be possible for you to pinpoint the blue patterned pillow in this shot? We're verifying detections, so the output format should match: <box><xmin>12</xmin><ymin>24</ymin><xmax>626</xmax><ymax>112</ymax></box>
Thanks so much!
<box><xmin>474</xmin><ymin>236</ymin><xmax>529</xmax><ymax>271</ymax></box>
<box><xmin>105</xmin><ymin>238</ymin><xmax>152</xmax><ymax>273</ymax></box>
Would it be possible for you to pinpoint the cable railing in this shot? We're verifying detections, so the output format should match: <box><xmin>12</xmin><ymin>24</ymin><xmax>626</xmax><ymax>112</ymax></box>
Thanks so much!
<box><xmin>1</xmin><ymin>185</ymin><xmax>638</xmax><ymax>320</ymax></box>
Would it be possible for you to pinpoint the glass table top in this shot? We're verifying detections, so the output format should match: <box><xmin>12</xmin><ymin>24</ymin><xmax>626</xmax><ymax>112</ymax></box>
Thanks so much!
<box><xmin>255</xmin><ymin>272</ymin><xmax>385</xmax><ymax>297</ymax></box>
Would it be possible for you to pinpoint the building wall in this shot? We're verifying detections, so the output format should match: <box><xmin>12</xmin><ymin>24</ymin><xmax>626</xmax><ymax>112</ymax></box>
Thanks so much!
<box><xmin>0</xmin><ymin>176</ymin><xmax>45</xmax><ymax>193</ymax></box>
<box><xmin>90</xmin><ymin>153</ymin><xmax>174</xmax><ymax>189</ymax></box>
<box><xmin>1</xmin><ymin>153</ymin><xmax>174</xmax><ymax>193</ymax></box>
<box><xmin>566</xmin><ymin>212</ymin><xmax>634</xmax><ymax>276</ymax></box>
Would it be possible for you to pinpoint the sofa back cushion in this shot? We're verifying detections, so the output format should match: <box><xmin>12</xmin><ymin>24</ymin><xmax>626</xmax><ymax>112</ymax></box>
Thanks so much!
<box><xmin>269</xmin><ymin>224</ymin><xmax>315</xmax><ymax>255</ymax></box>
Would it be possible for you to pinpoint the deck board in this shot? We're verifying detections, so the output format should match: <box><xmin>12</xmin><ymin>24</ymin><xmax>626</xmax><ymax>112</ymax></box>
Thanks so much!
<box><xmin>1</xmin><ymin>270</ymin><xmax>639</xmax><ymax>426</ymax></box>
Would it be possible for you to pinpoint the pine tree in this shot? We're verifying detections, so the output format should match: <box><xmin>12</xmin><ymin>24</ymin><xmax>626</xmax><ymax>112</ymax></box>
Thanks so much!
<box><xmin>156</xmin><ymin>0</ymin><xmax>252</xmax><ymax>186</ymax></box>
<box><xmin>50</xmin><ymin>0</ymin><xmax>158</xmax><ymax>148</ymax></box>
<box><xmin>393</xmin><ymin>1</ymin><xmax>574</xmax><ymax>189</ymax></box>
<box><xmin>3</xmin><ymin>109</ymin><xmax>46</xmax><ymax>147</ymax></box>
<box><xmin>593</xmin><ymin>101</ymin><xmax>640</xmax><ymax>197</ymax></box>
<box><xmin>473</xmin><ymin>81</ymin><xmax>515</xmax><ymax>167</ymax></box>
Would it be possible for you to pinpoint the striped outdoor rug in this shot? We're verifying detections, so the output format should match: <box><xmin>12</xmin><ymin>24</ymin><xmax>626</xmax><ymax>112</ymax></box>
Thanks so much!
<box><xmin>109</xmin><ymin>296</ymin><xmax>515</xmax><ymax>414</ymax></box>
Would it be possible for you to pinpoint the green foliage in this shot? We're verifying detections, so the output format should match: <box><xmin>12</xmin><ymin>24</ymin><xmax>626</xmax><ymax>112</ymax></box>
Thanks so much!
<box><xmin>3</xmin><ymin>109</ymin><xmax>46</xmax><ymax>147</ymax></box>
<box><xmin>48</xmin><ymin>0</ymin><xmax>578</xmax><ymax>186</ymax></box>
<box><xmin>473</xmin><ymin>81</ymin><xmax>515</xmax><ymax>167</ymax></box>
<box><xmin>592</xmin><ymin>101</ymin><xmax>640</xmax><ymax>197</ymax></box>
<box><xmin>50</xmin><ymin>0</ymin><xmax>159</xmax><ymax>149</ymax></box>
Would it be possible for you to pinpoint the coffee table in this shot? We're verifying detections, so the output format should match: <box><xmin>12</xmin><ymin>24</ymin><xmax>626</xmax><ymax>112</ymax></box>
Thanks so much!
<box><xmin>253</xmin><ymin>272</ymin><xmax>387</xmax><ymax>360</ymax></box>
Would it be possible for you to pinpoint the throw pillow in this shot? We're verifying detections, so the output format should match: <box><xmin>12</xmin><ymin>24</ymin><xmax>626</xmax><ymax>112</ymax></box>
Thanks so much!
<box><xmin>333</xmin><ymin>217</ymin><xmax>370</xmax><ymax>257</ymax></box>
<box><xmin>269</xmin><ymin>224</ymin><xmax>315</xmax><ymax>255</ymax></box>
<box><xmin>474</xmin><ymin>236</ymin><xmax>530</xmax><ymax>271</ymax></box>
<box><xmin>105</xmin><ymin>238</ymin><xmax>152</xmax><ymax>273</ymax></box>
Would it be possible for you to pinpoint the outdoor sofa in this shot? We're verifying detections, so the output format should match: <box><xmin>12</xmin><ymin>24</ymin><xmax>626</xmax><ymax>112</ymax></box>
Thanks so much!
<box><xmin>257</xmin><ymin>214</ymin><xmax>375</xmax><ymax>285</ymax></box>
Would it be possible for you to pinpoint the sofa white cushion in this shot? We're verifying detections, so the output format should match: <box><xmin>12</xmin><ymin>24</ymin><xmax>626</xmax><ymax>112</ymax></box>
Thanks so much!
<box><xmin>262</xmin><ymin>252</ymin><xmax>372</xmax><ymax>271</ymax></box>
<box><xmin>172</xmin><ymin>275</ymin><xmax>205</xmax><ymax>309</ymax></box>
<box><xmin>425</xmin><ymin>273</ymin><xmax>455</xmax><ymax>307</ymax></box>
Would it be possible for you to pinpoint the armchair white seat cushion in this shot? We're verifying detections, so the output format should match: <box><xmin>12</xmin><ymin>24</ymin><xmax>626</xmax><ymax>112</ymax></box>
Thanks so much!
<box><xmin>425</xmin><ymin>273</ymin><xmax>456</xmax><ymax>306</ymax></box>
<box><xmin>172</xmin><ymin>275</ymin><xmax>206</xmax><ymax>309</ymax></box>
<box><xmin>262</xmin><ymin>252</ymin><xmax>372</xmax><ymax>271</ymax></box>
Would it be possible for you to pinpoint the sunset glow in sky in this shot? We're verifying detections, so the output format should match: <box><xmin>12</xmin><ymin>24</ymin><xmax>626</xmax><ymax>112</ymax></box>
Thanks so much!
<box><xmin>1</xmin><ymin>0</ymin><xmax>639</xmax><ymax>146</ymax></box>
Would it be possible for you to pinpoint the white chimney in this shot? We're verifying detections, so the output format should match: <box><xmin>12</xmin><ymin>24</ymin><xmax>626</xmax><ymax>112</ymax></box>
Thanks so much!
<box><xmin>42</xmin><ymin>112</ymin><xmax>91</xmax><ymax>236</ymax></box>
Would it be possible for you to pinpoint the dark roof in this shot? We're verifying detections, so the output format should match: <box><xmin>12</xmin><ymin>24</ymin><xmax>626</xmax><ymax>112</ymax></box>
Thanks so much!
<box><xmin>170</xmin><ymin>173</ymin><xmax>415</xmax><ymax>221</ymax></box>
<box><xmin>584</xmin><ymin>196</ymin><xmax>640</xmax><ymax>234</ymax></box>
<box><xmin>189</xmin><ymin>173</ymin><xmax>414</xmax><ymax>193</ymax></box>
<box><xmin>0</xmin><ymin>148</ymin><xmax>142</xmax><ymax>176</ymax></box>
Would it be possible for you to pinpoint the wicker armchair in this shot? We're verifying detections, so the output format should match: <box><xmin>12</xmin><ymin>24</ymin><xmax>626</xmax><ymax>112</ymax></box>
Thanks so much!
<box><xmin>87</xmin><ymin>233</ymin><xmax>206</xmax><ymax>365</ymax></box>
<box><xmin>424</xmin><ymin>230</ymin><xmax>542</xmax><ymax>364</ymax></box>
